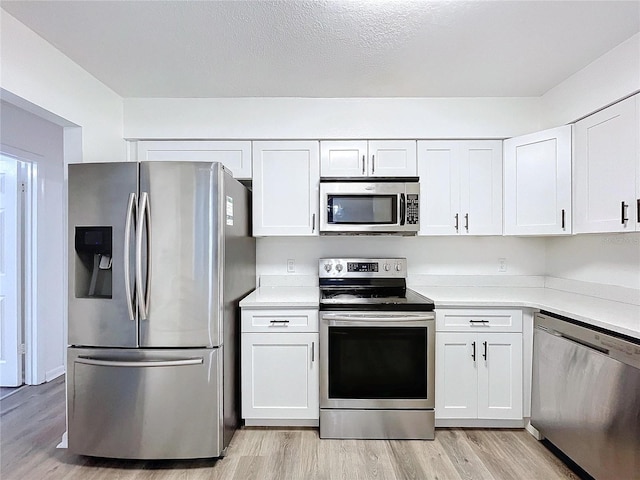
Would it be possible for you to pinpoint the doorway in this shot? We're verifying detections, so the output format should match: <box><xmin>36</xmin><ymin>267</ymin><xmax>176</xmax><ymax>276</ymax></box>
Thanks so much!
<box><xmin>0</xmin><ymin>154</ymin><xmax>35</xmax><ymax>389</ymax></box>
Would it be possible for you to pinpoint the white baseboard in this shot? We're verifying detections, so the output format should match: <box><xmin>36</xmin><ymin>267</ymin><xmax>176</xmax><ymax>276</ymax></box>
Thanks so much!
<box><xmin>525</xmin><ymin>421</ymin><xmax>543</xmax><ymax>440</ymax></box>
<box><xmin>244</xmin><ymin>418</ymin><xmax>319</xmax><ymax>427</ymax></box>
<box><xmin>57</xmin><ymin>431</ymin><xmax>68</xmax><ymax>449</ymax></box>
<box><xmin>45</xmin><ymin>365</ymin><xmax>65</xmax><ymax>382</ymax></box>
<box><xmin>435</xmin><ymin>418</ymin><xmax>525</xmax><ymax>428</ymax></box>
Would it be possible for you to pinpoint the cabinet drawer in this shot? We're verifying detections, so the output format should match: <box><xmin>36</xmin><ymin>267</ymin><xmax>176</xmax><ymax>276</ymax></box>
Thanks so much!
<box><xmin>436</xmin><ymin>309</ymin><xmax>522</xmax><ymax>332</ymax></box>
<box><xmin>241</xmin><ymin>309</ymin><xmax>319</xmax><ymax>333</ymax></box>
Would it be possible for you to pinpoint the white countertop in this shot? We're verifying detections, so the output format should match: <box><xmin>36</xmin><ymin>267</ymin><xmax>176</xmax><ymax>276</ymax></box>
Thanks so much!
<box><xmin>240</xmin><ymin>286</ymin><xmax>319</xmax><ymax>308</ymax></box>
<box><xmin>240</xmin><ymin>285</ymin><xmax>640</xmax><ymax>340</ymax></box>
<box><xmin>410</xmin><ymin>286</ymin><xmax>640</xmax><ymax>339</ymax></box>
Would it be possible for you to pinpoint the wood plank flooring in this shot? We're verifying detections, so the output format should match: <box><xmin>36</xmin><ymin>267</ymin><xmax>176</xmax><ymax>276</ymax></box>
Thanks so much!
<box><xmin>0</xmin><ymin>376</ymin><xmax>581</xmax><ymax>480</ymax></box>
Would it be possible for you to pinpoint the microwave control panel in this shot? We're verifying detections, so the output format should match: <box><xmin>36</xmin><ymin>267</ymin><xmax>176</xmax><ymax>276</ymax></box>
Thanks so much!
<box><xmin>406</xmin><ymin>194</ymin><xmax>419</xmax><ymax>225</ymax></box>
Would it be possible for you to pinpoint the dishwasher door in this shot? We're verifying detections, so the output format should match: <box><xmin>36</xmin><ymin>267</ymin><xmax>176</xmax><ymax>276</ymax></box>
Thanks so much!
<box><xmin>532</xmin><ymin>313</ymin><xmax>640</xmax><ymax>480</ymax></box>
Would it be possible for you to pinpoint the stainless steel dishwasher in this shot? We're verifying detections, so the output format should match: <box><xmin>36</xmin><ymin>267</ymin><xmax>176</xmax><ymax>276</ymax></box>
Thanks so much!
<box><xmin>532</xmin><ymin>312</ymin><xmax>640</xmax><ymax>480</ymax></box>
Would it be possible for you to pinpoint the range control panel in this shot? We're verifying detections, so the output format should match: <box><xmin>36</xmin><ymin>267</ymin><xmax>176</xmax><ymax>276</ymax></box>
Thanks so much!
<box><xmin>319</xmin><ymin>258</ymin><xmax>407</xmax><ymax>278</ymax></box>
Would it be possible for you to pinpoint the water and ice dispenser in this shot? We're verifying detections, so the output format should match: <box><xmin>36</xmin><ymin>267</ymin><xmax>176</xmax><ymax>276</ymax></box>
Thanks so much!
<box><xmin>74</xmin><ymin>226</ymin><xmax>112</xmax><ymax>298</ymax></box>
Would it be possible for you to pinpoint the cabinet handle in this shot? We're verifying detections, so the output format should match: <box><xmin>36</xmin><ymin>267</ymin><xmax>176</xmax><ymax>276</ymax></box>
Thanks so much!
<box><xmin>464</xmin><ymin>213</ymin><xmax>469</xmax><ymax>232</ymax></box>
<box><xmin>621</xmin><ymin>201</ymin><xmax>628</xmax><ymax>224</ymax></box>
<box><xmin>270</xmin><ymin>320</ymin><xmax>290</xmax><ymax>325</ymax></box>
<box><xmin>362</xmin><ymin>155</ymin><xmax>365</xmax><ymax>175</ymax></box>
<box><xmin>637</xmin><ymin>199</ymin><xmax>640</xmax><ymax>223</ymax></box>
<box><xmin>469</xmin><ymin>319</ymin><xmax>489</xmax><ymax>324</ymax></box>
<box><xmin>312</xmin><ymin>213</ymin><xmax>316</xmax><ymax>233</ymax></box>
<box><xmin>454</xmin><ymin>213</ymin><xmax>459</xmax><ymax>232</ymax></box>
<box><xmin>311</xmin><ymin>342</ymin><xmax>315</xmax><ymax>363</ymax></box>
<box><xmin>371</xmin><ymin>154</ymin><xmax>375</xmax><ymax>174</ymax></box>
<box><xmin>471</xmin><ymin>341</ymin><xmax>476</xmax><ymax>361</ymax></box>
<box><xmin>483</xmin><ymin>341</ymin><xmax>487</xmax><ymax>361</ymax></box>
<box><xmin>561</xmin><ymin>209</ymin><xmax>565</xmax><ymax>230</ymax></box>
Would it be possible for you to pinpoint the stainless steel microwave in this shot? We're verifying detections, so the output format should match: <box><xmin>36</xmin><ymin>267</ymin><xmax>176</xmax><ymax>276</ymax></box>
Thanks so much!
<box><xmin>319</xmin><ymin>178</ymin><xmax>420</xmax><ymax>235</ymax></box>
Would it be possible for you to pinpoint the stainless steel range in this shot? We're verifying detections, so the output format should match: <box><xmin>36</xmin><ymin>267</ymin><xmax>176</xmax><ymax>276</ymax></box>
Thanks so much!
<box><xmin>319</xmin><ymin>257</ymin><xmax>436</xmax><ymax>440</ymax></box>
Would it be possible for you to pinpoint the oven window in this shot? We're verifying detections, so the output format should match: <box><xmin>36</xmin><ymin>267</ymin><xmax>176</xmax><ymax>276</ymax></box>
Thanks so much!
<box><xmin>327</xmin><ymin>195</ymin><xmax>397</xmax><ymax>224</ymax></box>
<box><xmin>328</xmin><ymin>326</ymin><xmax>427</xmax><ymax>399</ymax></box>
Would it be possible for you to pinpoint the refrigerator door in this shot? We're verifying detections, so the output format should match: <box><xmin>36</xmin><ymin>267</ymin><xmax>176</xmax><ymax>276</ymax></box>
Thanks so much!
<box><xmin>68</xmin><ymin>163</ymin><xmax>138</xmax><ymax>347</ymax></box>
<box><xmin>67</xmin><ymin>347</ymin><xmax>223</xmax><ymax>459</ymax></box>
<box><xmin>138</xmin><ymin>161</ymin><xmax>222</xmax><ymax>347</ymax></box>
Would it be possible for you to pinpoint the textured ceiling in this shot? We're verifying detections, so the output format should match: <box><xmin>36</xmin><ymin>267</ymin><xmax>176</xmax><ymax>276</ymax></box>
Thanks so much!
<box><xmin>2</xmin><ymin>0</ymin><xmax>639</xmax><ymax>98</ymax></box>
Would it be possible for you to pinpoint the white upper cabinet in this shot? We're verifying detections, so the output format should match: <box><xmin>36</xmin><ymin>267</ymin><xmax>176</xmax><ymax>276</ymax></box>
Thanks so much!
<box><xmin>320</xmin><ymin>140</ymin><xmax>417</xmax><ymax>177</ymax></box>
<box><xmin>252</xmin><ymin>141</ymin><xmax>320</xmax><ymax>236</ymax></box>
<box><xmin>135</xmin><ymin>140</ymin><xmax>252</xmax><ymax>179</ymax></box>
<box><xmin>503</xmin><ymin>125</ymin><xmax>572</xmax><ymax>235</ymax></box>
<box><xmin>417</xmin><ymin>140</ymin><xmax>502</xmax><ymax>236</ymax></box>
<box><xmin>573</xmin><ymin>95</ymin><xmax>639</xmax><ymax>233</ymax></box>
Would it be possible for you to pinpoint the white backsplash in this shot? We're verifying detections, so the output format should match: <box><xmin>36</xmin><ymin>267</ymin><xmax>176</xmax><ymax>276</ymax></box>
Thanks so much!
<box><xmin>257</xmin><ymin>235</ymin><xmax>547</xmax><ymax>279</ymax></box>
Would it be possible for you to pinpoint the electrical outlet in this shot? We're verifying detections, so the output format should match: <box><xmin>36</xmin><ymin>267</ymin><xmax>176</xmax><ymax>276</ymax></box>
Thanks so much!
<box><xmin>498</xmin><ymin>258</ymin><xmax>507</xmax><ymax>273</ymax></box>
<box><xmin>287</xmin><ymin>259</ymin><xmax>295</xmax><ymax>273</ymax></box>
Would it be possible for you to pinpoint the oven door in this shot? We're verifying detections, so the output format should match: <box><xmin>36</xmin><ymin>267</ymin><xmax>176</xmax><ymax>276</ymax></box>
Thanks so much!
<box><xmin>320</xmin><ymin>311</ymin><xmax>435</xmax><ymax>410</ymax></box>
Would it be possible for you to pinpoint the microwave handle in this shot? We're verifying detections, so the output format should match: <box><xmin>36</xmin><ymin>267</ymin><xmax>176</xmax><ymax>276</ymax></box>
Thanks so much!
<box><xmin>400</xmin><ymin>193</ymin><xmax>406</xmax><ymax>226</ymax></box>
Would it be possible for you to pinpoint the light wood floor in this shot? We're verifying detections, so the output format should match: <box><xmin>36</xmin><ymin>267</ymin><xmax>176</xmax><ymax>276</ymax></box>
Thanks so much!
<box><xmin>1</xmin><ymin>376</ymin><xmax>581</xmax><ymax>480</ymax></box>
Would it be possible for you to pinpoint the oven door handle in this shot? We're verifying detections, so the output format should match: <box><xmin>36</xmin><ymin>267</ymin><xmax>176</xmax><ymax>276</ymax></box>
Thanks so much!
<box><xmin>322</xmin><ymin>314</ymin><xmax>434</xmax><ymax>323</ymax></box>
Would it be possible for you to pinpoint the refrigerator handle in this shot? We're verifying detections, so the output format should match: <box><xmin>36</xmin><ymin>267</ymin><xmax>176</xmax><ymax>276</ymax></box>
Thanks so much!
<box><xmin>76</xmin><ymin>356</ymin><xmax>203</xmax><ymax>368</ymax></box>
<box><xmin>136</xmin><ymin>192</ymin><xmax>151</xmax><ymax>320</ymax></box>
<box><xmin>124</xmin><ymin>192</ymin><xmax>137</xmax><ymax>321</ymax></box>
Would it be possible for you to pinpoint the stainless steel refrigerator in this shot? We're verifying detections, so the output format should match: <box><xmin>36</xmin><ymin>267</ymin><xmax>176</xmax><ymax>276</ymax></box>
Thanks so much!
<box><xmin>66</xmin><ymin>161</ymin><xmax>255</xmax><ymax>459</ymax></box>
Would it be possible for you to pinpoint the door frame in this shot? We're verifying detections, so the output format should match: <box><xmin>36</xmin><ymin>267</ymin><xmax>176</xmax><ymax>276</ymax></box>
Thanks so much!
<box><xmin>0</xmin><ymin>147</ymin><xmax>37</xmax><ymax>385</ymax></box>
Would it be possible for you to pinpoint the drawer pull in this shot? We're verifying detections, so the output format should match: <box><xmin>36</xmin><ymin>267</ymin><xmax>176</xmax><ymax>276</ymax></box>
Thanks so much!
<box><xmin>469</xmin><ymin>320</ymin><xmax>489</xmax><ymax>324</ymax></box>
<box><xmin>269</xmin><ymin>320</ymin><xmax>290</xmax><ymax>325</ymax></box>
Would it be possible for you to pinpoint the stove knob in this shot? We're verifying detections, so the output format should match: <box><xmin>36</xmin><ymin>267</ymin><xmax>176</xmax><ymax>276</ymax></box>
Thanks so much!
<box><xmin>383</xmin><ymin>263</ymin><xmax>391</xmax><ymax>271</ymax></box>
<box><xmin>335</xmin><ymin>263</ymin><xmax>343</xmax><ymax>272</ymax></box>
<box><xmin>395</xmin><ymin>264</ymin><xmax>402</xmax><ymax>272</ymax></box>
<box><xmin>324</xmin><ymin>263</ymin><xmax>332</xmax><ymax>272</ymax></box>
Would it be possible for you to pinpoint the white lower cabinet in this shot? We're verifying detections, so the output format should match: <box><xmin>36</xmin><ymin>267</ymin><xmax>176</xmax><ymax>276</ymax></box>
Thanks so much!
<box><xmin>241</xmin><ymin>308</ymin><xmax>319</xmax><ymax>426</ymax></box>
<box><xmin>435</xmin><ymin>309</ymin><xmax>523</xmax><ymax>427</ymax></box>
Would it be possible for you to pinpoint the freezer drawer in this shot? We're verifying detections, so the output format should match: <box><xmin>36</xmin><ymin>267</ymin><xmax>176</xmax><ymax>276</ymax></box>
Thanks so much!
<box><xmin>67</xmin><ymin>347</ymin><xmax>222</xmax><ymax>459</ymax></box>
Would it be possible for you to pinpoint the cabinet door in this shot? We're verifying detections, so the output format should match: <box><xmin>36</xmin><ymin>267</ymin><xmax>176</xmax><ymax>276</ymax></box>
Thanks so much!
<box><xmin>574</xmin><ymin>95</ymin><xmax>639</xmax><ymax>233</ymax></box>
<box><xmin>435</xmin><ymin>332</ymin><xmax>477</xmax><ymax>419</ymax></box>
<box><xmin>417</xmin><ymin>141</ymin><xmax>461</xmax><ymax>235</ymax></box>
<box><xmin>459</xmin><ymin>141</ymin><xmax>503</xmax><ymax>235</ymax></box>
<box><xmin>477</xmin><ymin>333</ymin><xmax>523</xmax><ymax>420</ymax></box>
<box><xmin>241</xmin><ymin>333</ymin><xmax>319</xmax><ymax>421</ymax></box>
<box><xmin>136</xmin><ymin>140</ymin><xmax>252</xmax><ymax>179</ymax></box>
<box><xmin>320</xmin><ymin>140</ymin><xmax>368</xmax><ymax>177</ymax></box>
<box><xmin>368</xmin><ymin>140</ymin><xmax>417</xmax><ymax>177</ymax></box>
<box><xmin>252</xmin><ymin>141</ymin><xmax>320</xmax><ymax>236</ymax></box>
<box><xmin>503</xmin><ymin>125</ymin><xmax>572</xmax><ymax>235</ymax></box>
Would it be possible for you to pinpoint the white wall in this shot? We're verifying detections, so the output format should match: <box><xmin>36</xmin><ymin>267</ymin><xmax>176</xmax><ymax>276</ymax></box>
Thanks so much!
<box><xmin>124</xmin><ymin>97</ymin><xmax>541</xmax><ymax>140</ymax></box>
<box><xmin>257</xmin><ymin>236</ymin><xmax>546</xmax><ymax>281</ymax></box>
<box><xmin>540</xmin><ymin>33</ymin><xmax>640</xmax><ymax>127</ymax></box>
<box><xmin>1</xmin><ymin>102</ymin><xmax>65</xmax><ymax>384</ymax></box>
<box><xmin>0</xmin><ymin>11</ymin><xmax>125</xmax><ymax>163</ymax></box>
<box><xmin>545</xmin><ymin>233</ymin><xmax>640</xmax><ymax>290</ymax></box>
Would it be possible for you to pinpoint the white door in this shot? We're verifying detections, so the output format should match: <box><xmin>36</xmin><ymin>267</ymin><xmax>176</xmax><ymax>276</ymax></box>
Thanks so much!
<box><xmin>136</xmin><ymin>140</ymin><xmax>252</xmax><ymax>179</ymax></box>
<box><xmin>417</xmin><ymin>141</ymin><xmax>460</xmax><ymax>235</ymax></box>
<box><xmin>503</xmin><ymin>125</ymin><xmax>572</xmax><ymax>235</ymax></box>
<box><xmin>320</xmin><ymin>140</ymin><xmax>368</xmax><ymax>177</ymax></box>
<box><xmin>574</xmin><ymin>95</ymin><xmax>639</xmax><ymax>233</ymax></box>
<box><xmin>435</xmin><ymin>332</ymin><xmax>477</xmax><ymax>419</ymax></box>
<box><xmin>368</xmin><ymin>140</ymin><xmax>417</xmax><ymax>177</ymax></box>
<box><xmin>477</xmin><ymin>333</ymin><xmax>523</xmax><ymax>420</ymax></box>
<box><xmin>0</xmin><ymin>156</ymin><xmax>21</xmax><ymax>386</ymax></box>
<box><xmin>460</xmin><ymin>141</ymin><xmax>503</xmax><ymax>235</ymax></box>
<box><xmin>241</xmin><ymin>332</ymin><xmax>319</xmax><ymax>421</ymax></box>
<box><xmin>252</xmin><ymin>141</ymin><xmax>320</xmax><ymax>236</ymax></box>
